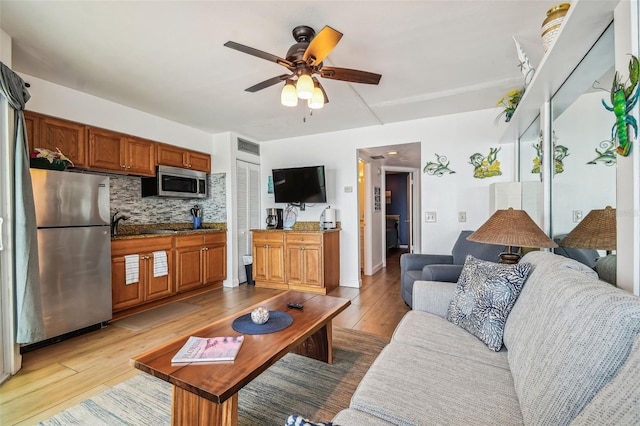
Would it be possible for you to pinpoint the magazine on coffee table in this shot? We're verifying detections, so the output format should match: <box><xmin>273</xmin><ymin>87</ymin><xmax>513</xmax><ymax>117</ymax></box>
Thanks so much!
<box><xmin>171</xmin><ymin>335</ymin><xmax>244</xmax><ymax>363</ymax></box>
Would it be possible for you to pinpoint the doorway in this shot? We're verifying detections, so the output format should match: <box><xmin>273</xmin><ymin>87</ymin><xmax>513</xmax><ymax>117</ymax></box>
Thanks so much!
<box><xmin>357</xmin><ymin>143</ymin><xmax>421</xmax><ymax>276</ymax></box>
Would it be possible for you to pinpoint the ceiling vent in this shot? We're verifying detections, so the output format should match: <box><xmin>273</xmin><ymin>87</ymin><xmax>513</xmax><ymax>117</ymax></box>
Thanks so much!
<box><xmin>237</xmin><ymin>138</ymin><xmax>260</xmax><ymax>156</ymax></box>
<box><xmin>370</xmin><ymin>155</ymin><xmax>385</xmax><ymax>160</ymax></box>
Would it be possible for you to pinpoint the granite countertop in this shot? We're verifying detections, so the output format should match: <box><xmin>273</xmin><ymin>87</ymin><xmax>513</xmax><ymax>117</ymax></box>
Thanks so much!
<box><xmin>250</xmin><ymin>221</ymin><xmax>341</xmax><ymax>233</ymax></box>
<box><xmin>111</xmin><ymin>223</ymin><xmax>226</xmax><ymax>241</ymax></box>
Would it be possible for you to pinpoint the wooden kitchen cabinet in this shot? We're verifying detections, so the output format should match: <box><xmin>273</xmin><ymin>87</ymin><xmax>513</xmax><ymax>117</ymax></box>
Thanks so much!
<box><xmin>87</xmin><ymin>127</ymin><xmax>156</xmax><ymax>176</ymax></box>
<box><xmin>286</xmin><ymin>233</ymin><xmax>324</xmax><ymax>289</ymax></box>
<box><xmin>174</xmin><ymin>232</ymin><xmax>226</xmax><ymax>292</ymax></box>
<box><xmin>111</xmin><ymin>237</ymin><xmax>173</xmax><ymax>312</ymax></box>
<box><xmin>157</xmin><ymin>143</ymin><xmax>211</xmax><ymax>173</ymax></box>
<box><xmin>251</xmin><ymin>231</ymin><xmax>287</xmax><ymax>290</ymax></box>
<box><xmin>285</xmin><ymin>232</ymin><xmax>340</xmax><ymax>294</ymax></box>
<box><xmin>25</xmin><ymin>111</ymin><xmax>87</xmax><ymax>168</ymax></box>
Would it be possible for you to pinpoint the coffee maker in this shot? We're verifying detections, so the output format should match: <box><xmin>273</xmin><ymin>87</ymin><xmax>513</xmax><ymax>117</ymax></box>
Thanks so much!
<box><xmin>266</xmin><ymin>208</ymin><xmax>283</xmax><ymax>229</ymax></box>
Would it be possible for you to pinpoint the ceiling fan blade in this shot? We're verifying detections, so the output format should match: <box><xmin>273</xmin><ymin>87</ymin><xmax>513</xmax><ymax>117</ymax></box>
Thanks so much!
<box><xmin>319</xmin><ymin>66</ymin><xmax>382</xmax><ymax>85</ymax></box>
<box><xmin>302</xmin><ymin>26</ymin><xmax>343</xmax><ymax>66</ymax></box>
<box><xmin>245</xmin><ymin>74</ymin><xmax>290</xmax><ymax>92</ymax></box>
<box><xmin>224</xmin><ymin>41</ymin><xmax>293</xmax><ymax>68</ymax></box>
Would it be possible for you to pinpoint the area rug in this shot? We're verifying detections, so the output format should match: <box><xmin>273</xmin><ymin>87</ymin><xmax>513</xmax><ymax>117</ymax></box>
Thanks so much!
<box><xmin>112</xmin><ymin>301</ymin><xmax>202</xmax><ymax>332</ymax></box>
<box><xmin>37</xmin><ymin>328</ymin><xmax>389</xmax><ymax>425</ymax></box>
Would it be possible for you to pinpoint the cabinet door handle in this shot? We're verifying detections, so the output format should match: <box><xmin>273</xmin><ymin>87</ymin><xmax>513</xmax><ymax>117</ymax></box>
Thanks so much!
<box><xmin>127</xmin><ymin>165</ymin><xmax>131</xmax><ymax>169</ymax></box>
<box><xmin>120</xmin><ymin>164</ymin><xmax>127</xmax><ymax>168</ymax></box>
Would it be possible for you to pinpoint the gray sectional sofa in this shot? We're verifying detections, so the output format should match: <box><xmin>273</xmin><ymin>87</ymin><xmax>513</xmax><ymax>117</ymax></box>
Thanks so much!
<box><xmin>333</xmin><ymin>251</ymin><xmax>640</xmax><ymax>425</ymax></box>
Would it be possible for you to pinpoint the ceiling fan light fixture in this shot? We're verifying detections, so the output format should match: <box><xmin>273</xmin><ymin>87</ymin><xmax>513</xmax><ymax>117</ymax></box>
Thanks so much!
<box><xmin>308</xmin><ymin>81</ymin><xmax>325</xmax><ymax>109</ymax></box>
<box><xmin>281</xmin><ymin>80</ymin><xmax>298</xmax><ymax>107</ymax></box>
<box><xmin>296</xmin><ymin>73</ymin><xmax>314</xmax><ymax>99</ymax></box>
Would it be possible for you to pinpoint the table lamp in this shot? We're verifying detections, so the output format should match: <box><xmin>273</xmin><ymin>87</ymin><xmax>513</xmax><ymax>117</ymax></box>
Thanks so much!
<box><xmin>467</xmin><ymin>207</ymin><xmax>558</xmax><ymax>264</ymax></box>
<box><xmin>559</xmin><ymin>206</ymin><xmax>616</xmax><ymax>254</ymax></box>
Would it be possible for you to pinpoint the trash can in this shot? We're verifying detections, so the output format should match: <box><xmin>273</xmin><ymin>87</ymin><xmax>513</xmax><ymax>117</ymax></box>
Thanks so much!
<box><xmin>242</xmin><ymin>255</ymin><xmax>254</xmax><ymax>285</ymax></box>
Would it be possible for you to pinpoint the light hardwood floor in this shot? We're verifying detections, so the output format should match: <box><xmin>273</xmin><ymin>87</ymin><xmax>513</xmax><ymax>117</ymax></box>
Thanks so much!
<box><xmin>0</xmin><ymin>248</ymin><xmax>409</xmax><ymax>425</ymax></box>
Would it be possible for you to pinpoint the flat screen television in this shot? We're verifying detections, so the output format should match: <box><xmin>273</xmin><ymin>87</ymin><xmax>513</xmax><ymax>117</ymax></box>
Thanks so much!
<box><xmin>272</xmin><ymin>165</ymin><xmax>327</xmax><ymax>204</ymax></box>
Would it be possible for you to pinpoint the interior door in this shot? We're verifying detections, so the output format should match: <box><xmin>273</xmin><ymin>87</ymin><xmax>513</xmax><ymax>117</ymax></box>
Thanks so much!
<box><xmin>236</xmin><ymin>160</ymin><xmax>260</xmax><ymax>283</ymax></box>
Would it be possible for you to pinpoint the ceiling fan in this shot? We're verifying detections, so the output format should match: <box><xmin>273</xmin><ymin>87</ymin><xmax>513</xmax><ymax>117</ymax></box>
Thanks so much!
<box><xmin>224</xmin><ymin>25</ymin><xmax>382</xmax><ymax>109</ymax></box>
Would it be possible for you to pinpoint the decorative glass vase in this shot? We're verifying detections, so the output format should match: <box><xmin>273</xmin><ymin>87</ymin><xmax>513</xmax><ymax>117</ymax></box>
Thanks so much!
<box><xmin>541</xmin><ymin>3</ymin><xmax>571</xmax><ymax>52</ymax></box>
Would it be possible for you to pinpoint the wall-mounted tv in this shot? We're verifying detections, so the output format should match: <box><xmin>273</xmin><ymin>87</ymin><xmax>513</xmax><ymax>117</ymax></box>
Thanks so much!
<box><xmin>272</xmin><ymin>165</ymin><xmax>327</xmax><ymax>204</ymax></box>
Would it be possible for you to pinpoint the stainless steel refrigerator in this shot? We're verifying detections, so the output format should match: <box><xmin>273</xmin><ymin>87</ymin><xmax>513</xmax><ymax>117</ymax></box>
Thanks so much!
<box><xmin>30</xmin><ymin>169</ymin><xmax>112</xmax><ymax>345</ymax></box>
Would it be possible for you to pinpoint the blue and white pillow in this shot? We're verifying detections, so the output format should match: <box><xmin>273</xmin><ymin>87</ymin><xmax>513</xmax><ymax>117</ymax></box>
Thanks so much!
<box><xmin>285</xmin><ymin>414</ymin><xmax>333</xmax><ymax>426</ymax></box>
<box><xmin>446</xmin><ymin>255</ymin><xmax>532</xmax><ymax>351</ymax></box>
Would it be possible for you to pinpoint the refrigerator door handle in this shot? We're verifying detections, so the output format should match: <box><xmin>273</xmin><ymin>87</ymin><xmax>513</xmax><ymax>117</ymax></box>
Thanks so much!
<box><xmin>0</xmin><ymin>217</ymin><xmax>3</xmax><ymax>251</ymax></box>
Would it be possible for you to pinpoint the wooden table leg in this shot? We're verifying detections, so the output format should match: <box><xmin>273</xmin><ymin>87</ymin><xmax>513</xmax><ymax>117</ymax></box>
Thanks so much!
<box><xmin>172</xmin><ymin>386</ymin><xmax>238</xmax><ymax>426</ymax></box>
<box><xmin>291</xmin><ymin>322</ymin><xmax>333</xmax><ymax>363</ymax></box>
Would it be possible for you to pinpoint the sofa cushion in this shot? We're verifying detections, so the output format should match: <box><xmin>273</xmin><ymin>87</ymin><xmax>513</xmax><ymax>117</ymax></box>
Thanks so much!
<box><xmin>446</xmin><ymin>255</ymin><xmax>532</xmax><ymax>351</ymax></box>
<box><xmin>392</xmin><ymin>310</ymin><xmax>509</xmax><ymax>370</ymax></box>
<box><xmin>504</xmin><ymin>251</ymin><xmax>640</xmax><ymax>426</ymax></box>
<box><xmin>349</xmin><ymin>342</ymin><xmax>523</xmax><ymax>425</ymax></box>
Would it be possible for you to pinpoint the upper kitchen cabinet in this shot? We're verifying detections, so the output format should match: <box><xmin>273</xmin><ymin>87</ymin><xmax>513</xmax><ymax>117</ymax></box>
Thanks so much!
<box><xmin>87</xmin><ymin>127</ymin><xmax>156</xmax><ymax>176</ymax></box>
<box><xmin>157</xmin><ymin>143</ymin><xmax>211</xmax><ymax>173</ymax></box>
<box><xmin>25</xmin><ymin>111</ymin><xmax>87</xmax><ymax>168</ymax></box>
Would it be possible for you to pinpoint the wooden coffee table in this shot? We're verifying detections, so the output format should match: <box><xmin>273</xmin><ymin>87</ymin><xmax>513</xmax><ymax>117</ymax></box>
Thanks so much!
<box><xmin>130</xmin><ymin>291</ymin><xmax>350</xmax><ymax>426</ymax></box>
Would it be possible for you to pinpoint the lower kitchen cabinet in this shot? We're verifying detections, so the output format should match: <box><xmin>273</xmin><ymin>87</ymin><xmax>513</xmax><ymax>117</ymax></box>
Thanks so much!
<box><xmin>111</xmin><ymin>237</ymin><xmax>173</xmax><ymax>312</ymax></box>
<box><xmin>252</xmin><ymin>231</ymin><xmax>287</xmax><ymax>290</ymax></box>
<box><xmin>174</xmin><ymin>232</ymin><xmax>226</xmax><ymax>292</ymax></box>
<box><xmin>252</xmin><ymin>230</ymin><xmax>340</xmax><ymax>294</ymax></box>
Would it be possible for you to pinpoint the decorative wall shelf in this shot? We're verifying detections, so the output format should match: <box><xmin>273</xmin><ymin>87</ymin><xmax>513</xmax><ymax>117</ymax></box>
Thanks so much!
<box><xmin>500</xmin><ymin>0</ymin><xmax>620</xmax><ymax>144</ymax></box>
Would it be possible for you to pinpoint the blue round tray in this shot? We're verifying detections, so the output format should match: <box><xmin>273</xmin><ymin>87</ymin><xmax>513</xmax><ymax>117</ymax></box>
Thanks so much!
<box><xmin>231</xmin><ymin>310</ymin><xmax>293</xmax><ymax>335</ymax></box>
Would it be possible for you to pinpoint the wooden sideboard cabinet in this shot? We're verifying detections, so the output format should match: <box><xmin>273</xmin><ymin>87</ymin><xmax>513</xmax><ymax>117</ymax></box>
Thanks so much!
<box><xmin>25</xmin><ymin>111</ymin><xmax>87</xmax><ymax>168</ymax></box>
<box><xmin>111</xmin><ymin>237</ymin><xmax>173</xmax><ymax>312</ymax></box>
<box><xmin>174</xmin><ymin>232</ymin><xmax>226</xmax><ymax>292</ymax></box>
<box><xmin>252</xmin><ymin>230</ymin><xmax>340</xmax><ymax>294</ymax></box>
<box><xmin>87</xmin><ymin>127</ymin><xmax>156</xmax><ymax>176</ymax></box>
<box><xmin>157</xmin><ymin>143</ymin><xmax>211</xmax><ymax>173</ymax></box>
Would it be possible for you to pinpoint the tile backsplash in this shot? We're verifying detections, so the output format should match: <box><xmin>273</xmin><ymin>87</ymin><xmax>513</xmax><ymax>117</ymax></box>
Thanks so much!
<box><xmin>110</xmin><ymin>173</ymin><xmax>226</xmax><ymax>224</ymax></box>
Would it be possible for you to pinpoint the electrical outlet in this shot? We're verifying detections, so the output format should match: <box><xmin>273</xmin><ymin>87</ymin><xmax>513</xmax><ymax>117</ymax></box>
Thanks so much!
<box><xmin>458</xmin><ymin>211</ymin><xmax>467</xmax><ymax>222</ymax></box>
<box><xmin>425</xmin><ymin>212</ymin><xmax>437</xmax><ymax>223</ymax></box>
<box><xmin>344</xmin><ymin>186</ymin><xmax>353</xmax><ymax>193</ymax></box>
<box><xmin>572</xmin><ymin>210</ymin><xmax>583</xmax><ymax>223</ymax></box>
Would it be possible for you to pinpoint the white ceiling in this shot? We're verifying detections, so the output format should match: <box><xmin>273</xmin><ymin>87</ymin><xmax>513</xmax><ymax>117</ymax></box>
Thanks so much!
<box><xmin>1</xmin><ymin>0</ymin><xmax>558</xmax><ymax>168</ymax></box>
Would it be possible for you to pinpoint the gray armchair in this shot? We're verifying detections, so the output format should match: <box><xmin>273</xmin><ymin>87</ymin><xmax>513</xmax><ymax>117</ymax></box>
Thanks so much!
<box><xmin>400</xmin><ymin>230</ymin><xmax>506</xmax><ymax>307</ymax></box>
<box><xmin>553</xmin><ymin>234</ymin><xmax>599</xmax><ymax>269</ymax></box>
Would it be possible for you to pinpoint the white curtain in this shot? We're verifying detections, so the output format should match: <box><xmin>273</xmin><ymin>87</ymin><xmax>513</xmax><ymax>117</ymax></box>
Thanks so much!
<box><xmin>0</xmin><ymin>61</ymin><xmax>44</xmax><ymax>343</ymax></box>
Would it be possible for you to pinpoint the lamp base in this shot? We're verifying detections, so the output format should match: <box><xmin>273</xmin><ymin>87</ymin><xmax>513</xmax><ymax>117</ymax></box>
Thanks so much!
<box><xmin>499</xmin><ymin>252</ymin><xmax>521</xmax><ymax>264</ymax></box>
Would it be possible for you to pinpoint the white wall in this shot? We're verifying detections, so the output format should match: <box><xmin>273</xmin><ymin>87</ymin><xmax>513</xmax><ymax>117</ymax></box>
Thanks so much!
<box><xmin>17</xmin><ymin>74</ymin><xmax>213</xmax><ymax>153</ymax></box>
<box><xmin>261</xmin><ymin>108</ymin><xmax>514</xmax><ymax>287</ymax></box>
<box><xmin>615</xmin><ymin>0</ymin><xmax>640</xmax><ymax>294</ymax></box>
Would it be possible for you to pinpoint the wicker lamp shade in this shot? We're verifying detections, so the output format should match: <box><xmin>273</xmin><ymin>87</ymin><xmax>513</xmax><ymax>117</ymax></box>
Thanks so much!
<box><xmin>560</xmin><ymin>206</ymin><xmax>616</xmax><ymax>251</ymax></box>
<box><xmin>467</xmin><ymin>208</ymin><xmax>558</xmax><ymax>263</ymax></box>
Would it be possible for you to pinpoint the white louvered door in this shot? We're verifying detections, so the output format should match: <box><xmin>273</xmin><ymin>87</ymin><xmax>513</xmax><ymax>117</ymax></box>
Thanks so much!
<box><xmin>236</xmin><ymin>160</ymin><xmax>261</xmax><ymax>283</ymax></box>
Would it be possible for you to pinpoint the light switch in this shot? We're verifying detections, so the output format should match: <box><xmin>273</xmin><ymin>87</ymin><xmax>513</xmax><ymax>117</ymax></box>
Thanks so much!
<box><xmin>425</xmin><ymin>212</ymin><xmax>437</xmax><ymax>223</ymax></box>
<box><xmin>458</xmin><ymin>212</ymin><xmax>467</xmax><ymax>222</ymax></box>
<box><xmin>572</xmin><ymin>210</ymin><xmax>583</xmax><ymax>223</ymax></box>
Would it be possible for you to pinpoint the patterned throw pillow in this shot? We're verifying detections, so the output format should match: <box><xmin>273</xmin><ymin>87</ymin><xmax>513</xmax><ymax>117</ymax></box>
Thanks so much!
<box><xmin>285</xmin><ymin>414</ymin><xmax>333</xmax><ymax>426</ymax></box>
<box><xmin>446</xmin><ymin>255</ymin><xmax>532</xmax><ymax>351</ymax></box>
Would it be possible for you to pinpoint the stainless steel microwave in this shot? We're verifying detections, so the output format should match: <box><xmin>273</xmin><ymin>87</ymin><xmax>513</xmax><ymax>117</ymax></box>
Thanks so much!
<box><xmin>141</xmin><ymin>165</ymin><xmax>208</xmax><ymax>199</ymax></box>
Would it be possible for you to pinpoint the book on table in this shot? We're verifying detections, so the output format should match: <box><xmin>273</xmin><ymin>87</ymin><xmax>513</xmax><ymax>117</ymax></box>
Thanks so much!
<box><xmin>171</xmin><ymin>335</ymin><xmax>244</xmax><ymax>363</ymax></box>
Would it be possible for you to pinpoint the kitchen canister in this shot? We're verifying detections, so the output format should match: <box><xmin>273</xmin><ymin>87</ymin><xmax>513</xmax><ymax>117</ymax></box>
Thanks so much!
<box><xmin>541</xmin><ymin>3</ymin><xmax>570</xmax><ymax>52</ymax></box>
